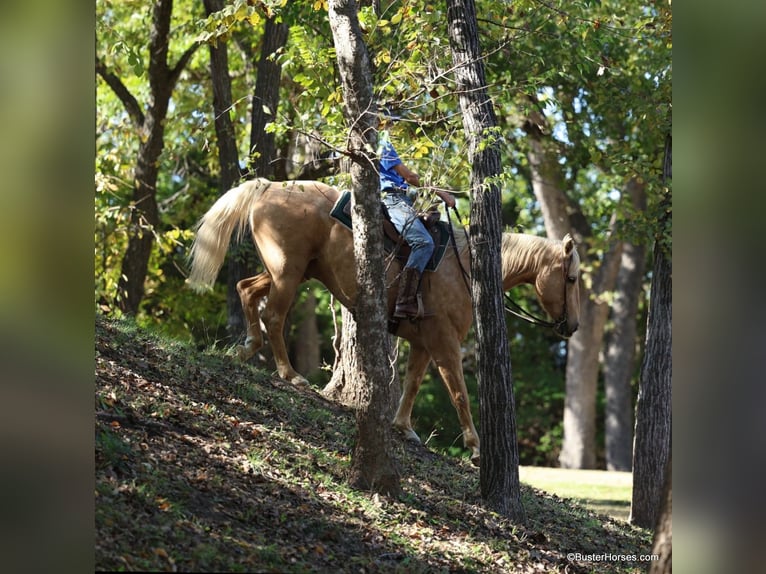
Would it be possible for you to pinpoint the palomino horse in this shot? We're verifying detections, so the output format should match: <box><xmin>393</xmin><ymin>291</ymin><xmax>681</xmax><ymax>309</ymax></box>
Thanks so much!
<box><xmin>188</xmin><ymin>179</ymin><xmax>580</xmax><ymax>465</ymax></box>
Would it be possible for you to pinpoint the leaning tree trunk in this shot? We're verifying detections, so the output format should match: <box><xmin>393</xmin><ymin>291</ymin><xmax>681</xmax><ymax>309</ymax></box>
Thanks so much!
<box><xmin>604</xmin><ymin>177</ymin><xmax>647</xmax><ymax>471</ymax></box>
<box><xmin>328</xmin><ymin>0</ymin><xmax>400</xmax><ymax>496</ymax></box>
<box><xmin>524</xmin><ymin>110</ymin><xmax>617</xmax><ymax>468</ymax></box>
<box><xmin>560</xmin><ymin>246</ymin><xmax>621</xmax><ymax>469</ymax></box>
<box><xmin>524</xmin><ymin>111</ymin><xmax>622</xmax><ymax>469</ymax></box>
<box><xmin>447</xmin><ymin>0</ymin><xmax>525</xmax><ymax>522</ymax></box>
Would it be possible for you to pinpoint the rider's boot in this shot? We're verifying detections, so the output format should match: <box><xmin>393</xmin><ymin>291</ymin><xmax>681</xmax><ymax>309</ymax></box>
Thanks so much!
<box><xmin>393</xmin><ymin>267</ymin><xmax>430</xmax><ymax>319</ymax></box>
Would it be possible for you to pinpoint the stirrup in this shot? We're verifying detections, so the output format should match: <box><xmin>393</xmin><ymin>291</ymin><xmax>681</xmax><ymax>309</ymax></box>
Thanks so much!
<box><xmin>413</xmin><ymin>293</ymin><xmax>434</xmax><ymax>320</ymax></box>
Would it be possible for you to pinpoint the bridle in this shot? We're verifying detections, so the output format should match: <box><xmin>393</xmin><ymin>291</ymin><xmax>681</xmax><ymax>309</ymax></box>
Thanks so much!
<box><xmin>445</xmin><ymin>204</ymin><xmax>574</xmax><ymax>333</ymax></box>
<box><xmin>503</xmin><ymin>251</ymin><xmax>574</xmax><ymax>333</ymax></box>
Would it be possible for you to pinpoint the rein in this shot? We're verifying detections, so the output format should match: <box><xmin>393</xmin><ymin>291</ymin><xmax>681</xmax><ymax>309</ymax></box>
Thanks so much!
<box><xmin>503</xmin><ymin>293</ymin><xmax>560</xmax><ymax>329</ymax></box>
<box><xmin>445</xmin><ymin>204</ymin><xmax>472</xmax><ymax>293</ymax></box>
<box><xmin>444</xmin><ymin>200</ymin><xmax>570</xmax><ymax>332</ymax></box>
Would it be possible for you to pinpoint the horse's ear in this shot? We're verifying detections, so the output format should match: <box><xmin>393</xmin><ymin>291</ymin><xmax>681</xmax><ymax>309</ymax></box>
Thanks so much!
<box><xmin>562</xmin><ymin>233</ymin><xmax>575</xmax><ymax>255</ymax></box>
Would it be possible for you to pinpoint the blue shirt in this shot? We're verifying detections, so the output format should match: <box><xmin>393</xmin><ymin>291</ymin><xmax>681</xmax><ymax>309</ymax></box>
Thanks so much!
<box><xmin>379</xmin><ymin>138</ymin><xmax>407</xmax><ymax>191</ymax></box>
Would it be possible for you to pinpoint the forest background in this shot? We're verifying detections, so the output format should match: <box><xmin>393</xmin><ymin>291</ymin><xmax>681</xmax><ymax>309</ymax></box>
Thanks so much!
<box><xmin>7</xmin><ymin>0</ymin><xmax>766</xmax><ymax>572</ymax></box>
<box><xmin>95</xmin><ymin>0</ymin><xmax>670</xmax><ymax>471</ymax></box>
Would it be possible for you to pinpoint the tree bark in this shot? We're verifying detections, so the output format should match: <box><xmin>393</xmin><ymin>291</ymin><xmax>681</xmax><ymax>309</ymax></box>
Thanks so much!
<box><xmin>604</xmin><ymin>178</ymin><xmax>647</xmax><ymax>471</ymax></box>
<box><xmin>524</xmin><ymin>109</ymin><xmax>589</xmax><ymax>241</ymax></box>
<box><xmin>524</xmin><ymin>109</ymin><xmax>622</xmax><ymax>469</ymax></box>
<box><xmin>203</xmin><ymin>0</ymin><xmax>250</xmax><ymax>342</ymax></box>
<box><xmin>631</xmin><ymin>133</ymin><xmax>671</xmax><ymax>528</ymax></box>
<box><xmin>323</xmin><ymin>307</ymin><xmax>400</xmax><ymax>410</ymax></box>
<box><xmin>219</xmin><ymin>13</ymin><xmax>289</xmax><ymax>343</ymax></box>
<box><xmin>328</xmin><ymin>0</ymin><xmax>400</xmax><ymax>496</ymax></box>
<box><xmin>447</xmin><ymin>0</ymin><xmax>525</xmax><ymax>522</ymax></box>
<box><xmin>97</xmin><ymin>0</ymin><xmax>199</xmax><ymax>315</ymax></box>
<box><xmin>649</xmin><ymin>452</ymin><xmax>672</xmax><ymax>574</ymax></box>
<box><xmin>559</xmin><ymin>240</ymin><xmax>621</xmax><ymax>469</ymax></box>
<box><xmin>249</xmin><ymin>16</ymin><xmax>288</xmax><ymax>177</ymax></box>
<box><xmin>630</xmin><ymin>225</ymin><xmax>672</xmax><ymax>527</ymax></box>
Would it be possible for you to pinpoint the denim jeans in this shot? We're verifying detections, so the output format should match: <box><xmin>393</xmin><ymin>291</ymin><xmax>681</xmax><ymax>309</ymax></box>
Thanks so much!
<box><xmin>382</xmin><ymin>193</ymin><xmax>434</xmax><ymax>273</ymax></box>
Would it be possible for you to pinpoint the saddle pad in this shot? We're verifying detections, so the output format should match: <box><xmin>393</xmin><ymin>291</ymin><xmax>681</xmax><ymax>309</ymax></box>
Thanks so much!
<box><xmin>330</xmin><ymin>191</ymin><xmax>449</xmax><ymax>272</ymax></box>
<box><xmin>329</xmin><ymin>190</ymin><xmax>353</xmax><ymax>229</ymax></box>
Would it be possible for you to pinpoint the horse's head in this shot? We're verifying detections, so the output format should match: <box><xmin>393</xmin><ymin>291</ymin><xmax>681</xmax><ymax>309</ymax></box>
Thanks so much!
<box><xmin>534</xmin><ymin>234</ymin><xmax>581</xmax><ymax>338</ymax></box>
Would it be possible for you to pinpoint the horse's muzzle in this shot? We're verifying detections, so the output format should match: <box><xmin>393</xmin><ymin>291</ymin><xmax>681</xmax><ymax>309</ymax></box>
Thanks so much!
<box><xmin>554</xmin><ymin>318</ymin><xmax>578</xmax><ymax>339</ymax></box>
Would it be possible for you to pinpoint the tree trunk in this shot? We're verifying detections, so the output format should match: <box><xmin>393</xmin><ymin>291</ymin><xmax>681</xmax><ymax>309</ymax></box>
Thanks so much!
<box><xmin>219</xmin><ymin>14</ymin><xmax>289</xmax><ymax>343</ymax></box>
<box><xmin>322</xmin><ymin>306</ymin><xmax>357</xmax><ymax>406</ymax></box>
<box><xmin>118</xmin><ymin>142</ymin><xmax>161</xmax><ymax>315</ymax></box>
<box><xmin>323</xmin><ymin>307</ymin><xmax>400</xmax><ymax>410</ymax></box>
<box><xmin>203</xmin><ymin>0</ymin><xmax>249</xmax><ymax>342</ymax></box>
<box><xmin>249</xmin><ymin>16</ymin><xmax>288</xmax><ymax>177</ymax></box>
<box><xmin>447</xmin><ymin>0</ymin><xmax>525</xmax><ymax>522</ymax></box>
<box><xmin>525</xmin><ymin>110</ymin><xmax>622</xmax><ymax>469</ymax></box>
<box><xmin>524</xmin><ymin>109</ymin><xmax>589</xmax><ymax>241</ymax></box>
<box><xmin>649</xmin><ymin>452</ymin><xmax>672</xmax><ymax>574</ymax></box>
<box><xmin>328</xmin><ymin>0</ymin><xmax>400</xmax><ymax>496</ymax></box>
<box><xmin>97</xmin><ymin>0</ymin><xmax>199</xmax><ymax>315</ymax></box>
<box><xmin>630</xmin><ymin>229</ymin><xmax>672</xmax><ymax>527</ymax></box>
<box><xmin>115</xmin><ymin>0</ymin><xmax>170</xmax><ymax>315</ymax></box>
<box><xmin>604</xmin><ymin>178</ymin><xmax>647</xmax><ymax>471</ymax></box>
<box><xmin>631</xmin><ymin>134</ymin><xmax>671</xmax><ymax>528</ymax></box>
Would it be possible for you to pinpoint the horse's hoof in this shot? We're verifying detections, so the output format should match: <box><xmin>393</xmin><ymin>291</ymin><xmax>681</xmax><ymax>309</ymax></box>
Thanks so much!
<box><xmin>236</xmin><ymin>345</ymin><xmax>254</xmax><ymax>362</ymax></box>
<box><xmin>289</xmin><ymin>375</ymin><xmax>309</xmax><ymax>388</ymax></box>
<box><xmin>470</xmin><ymin>453</ymin><xmax>481</xmax><ymax>467</ymax></box>
<box><xmin>395</xmin><ymin>427</ymin><xmax>421</xmax><ymax>444</ymax></box>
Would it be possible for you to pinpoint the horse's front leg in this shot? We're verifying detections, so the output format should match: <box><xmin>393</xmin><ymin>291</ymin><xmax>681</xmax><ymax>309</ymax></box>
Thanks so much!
<box><xmin>393</xmin><ymin>344</ymin><xmax>432</xmax><ymax>443</ymax></box>
<box><xmin>431</xmin><ymin>344</ymin><xmax>481</xmax><ymax>466</ymax></box>
<box><xmin>236</xmin><ymin>272</ymin><xmax>271</xmax><ymax>361</ymax></box>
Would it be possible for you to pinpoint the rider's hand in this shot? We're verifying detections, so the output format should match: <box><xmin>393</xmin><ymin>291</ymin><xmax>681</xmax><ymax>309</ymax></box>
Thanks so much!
<box><xmin>438</xmin><ymin>191</ymin><xmax>456</xmax><ymax>208</ymax></box>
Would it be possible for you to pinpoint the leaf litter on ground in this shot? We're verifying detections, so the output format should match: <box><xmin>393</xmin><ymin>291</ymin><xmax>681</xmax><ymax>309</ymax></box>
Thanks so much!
<box><xmin>95</xmin><ymin>316</ymin><xmax>653</xmax><ymax>573</ymax></box>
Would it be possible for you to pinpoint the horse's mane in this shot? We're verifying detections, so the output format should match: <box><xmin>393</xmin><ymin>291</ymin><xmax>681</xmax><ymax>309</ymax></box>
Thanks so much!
<box><xmin>500</xmin><ymin>233</ymin><xmax>579</xmax><ymax>276</ymax></box>
<box><xmin>447</xmin><ymin>228</ymin><xmax>560</xmax><ymax>266</ymax></box>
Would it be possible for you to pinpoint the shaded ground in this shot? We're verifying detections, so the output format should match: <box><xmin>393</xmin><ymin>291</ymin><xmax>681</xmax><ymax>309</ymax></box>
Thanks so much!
<box><xmin>95</xmin><ymin>316</ymin><xmax>653</xmax><ymax>572</ymax></box>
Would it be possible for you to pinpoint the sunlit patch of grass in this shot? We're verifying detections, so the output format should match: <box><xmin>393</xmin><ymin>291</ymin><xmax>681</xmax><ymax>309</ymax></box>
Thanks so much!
<box><xmin>520</xmin><ymin>466</ymin><xmax>633</xmax><ymax>521</ymax></box>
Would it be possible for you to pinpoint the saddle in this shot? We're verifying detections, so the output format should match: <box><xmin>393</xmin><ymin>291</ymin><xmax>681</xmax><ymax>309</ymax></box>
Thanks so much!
<box><xmin>329</xmin><ymin>190</ymin><xmax>449</xmax><ymax>271</ymax></box>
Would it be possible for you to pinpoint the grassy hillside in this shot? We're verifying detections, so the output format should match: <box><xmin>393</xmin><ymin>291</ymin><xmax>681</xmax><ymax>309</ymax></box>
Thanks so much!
<box><xmin>95</xmin><ymin>317</ymin><xmax>653</xmax><ymax>572</ymax></box>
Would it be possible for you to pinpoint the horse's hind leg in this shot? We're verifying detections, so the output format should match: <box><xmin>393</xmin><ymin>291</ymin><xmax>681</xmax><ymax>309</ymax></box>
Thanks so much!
<box><xmin>262</xmin><ymin>273</ymin><xmax>308</xmax><ymax>386</ymax></box>
<box><xmin>431</xmin><ymin>342</ymin><xmax>481</xmax><ymax>466</ymax></box>
<box><xmin>393</xmin><ymin>345</ymin><xmax>432</xmax><ymax>443</ymax></box>
<box><xmin>236</xmin><ymin>272</ymin><xmax>272</xmax><ymax>361</ymax></box>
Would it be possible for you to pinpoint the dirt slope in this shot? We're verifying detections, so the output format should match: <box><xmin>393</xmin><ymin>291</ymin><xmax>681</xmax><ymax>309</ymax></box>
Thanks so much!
<box><xmin>95</xmin><ymin>316</ymin><xmax>652</xmax><ymax>572</ymax></box>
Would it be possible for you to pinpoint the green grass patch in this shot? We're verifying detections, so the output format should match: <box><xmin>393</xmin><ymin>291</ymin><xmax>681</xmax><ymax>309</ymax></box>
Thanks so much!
<box><xmin>520</xmin><ymin>466</ymin><xmax>633</xmax><ymax>521</ymax></box>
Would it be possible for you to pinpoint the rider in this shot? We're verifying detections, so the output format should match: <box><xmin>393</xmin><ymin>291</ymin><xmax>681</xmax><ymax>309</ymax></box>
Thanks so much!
<box><xmin>379</xmin><ymin>119</ymin><xmax>455</xmax><ymax>319</ymax></box>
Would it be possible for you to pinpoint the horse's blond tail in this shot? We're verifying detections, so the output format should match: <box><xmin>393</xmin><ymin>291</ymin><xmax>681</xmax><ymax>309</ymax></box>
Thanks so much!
<box><xmin>187</xmin><ymin>178</ymin><xmax>270</xmax><ymax>291</ymax></box>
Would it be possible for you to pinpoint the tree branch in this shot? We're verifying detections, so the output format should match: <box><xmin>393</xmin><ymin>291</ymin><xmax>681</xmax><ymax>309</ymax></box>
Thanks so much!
<box><xmin>169</xmin><ymin>42</ymin><xmax>202</xmax><ymax>88</ymax></box>
<box><xmin>95</xmin><ymin>54</ymin><xmax>145</xmax><ymax>128</ymax></box>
